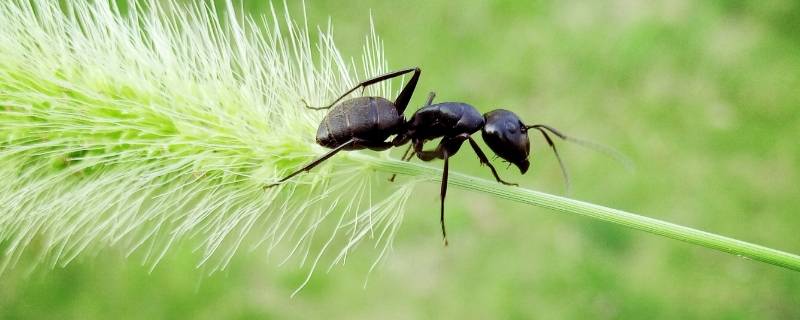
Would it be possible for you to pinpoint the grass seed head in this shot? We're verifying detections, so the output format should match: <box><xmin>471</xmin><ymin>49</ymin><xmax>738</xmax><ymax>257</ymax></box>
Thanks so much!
<box><xmin>0</xmin><ymin>0</ymin><xmax>413</xmax><ymax>284</ymax></box>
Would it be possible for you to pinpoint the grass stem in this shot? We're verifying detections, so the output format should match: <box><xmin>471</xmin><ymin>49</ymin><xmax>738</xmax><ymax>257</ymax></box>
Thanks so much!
<box><xmin>357</xmin><ymin>154</ymin><xmax>800</xmax><ymax>272</ymax></box>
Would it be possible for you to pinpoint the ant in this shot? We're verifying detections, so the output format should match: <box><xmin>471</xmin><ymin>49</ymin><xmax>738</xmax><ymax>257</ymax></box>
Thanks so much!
<box><xmin>268</xmin><ymin>67</ymin><xmax>587</xmax><ymax>245</ymax></box>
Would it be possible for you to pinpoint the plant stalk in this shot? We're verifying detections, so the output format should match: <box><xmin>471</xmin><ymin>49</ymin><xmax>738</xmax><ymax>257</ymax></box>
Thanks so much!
<box><xmin>355</xmin><ymin>154</ymin><xmax>800</xmax><ymax>272</ymax></box>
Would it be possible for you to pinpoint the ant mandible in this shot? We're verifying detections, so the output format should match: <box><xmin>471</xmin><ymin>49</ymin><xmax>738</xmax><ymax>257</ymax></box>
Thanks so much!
<box><xmin>267</xmin><ymin>67</ymin><xmax>576</xmax><ymax>245</ymax></box>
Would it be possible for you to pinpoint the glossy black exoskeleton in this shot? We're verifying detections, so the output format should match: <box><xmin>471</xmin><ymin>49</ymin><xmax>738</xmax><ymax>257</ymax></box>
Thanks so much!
<box><xmin>390</xmin><ymin>96</ymin><xmax>571</xmax><ymax>244</ymax></box>
<box><xmin>268</xmin><ymin>68</ymin><xmax>575</xmax><ymax>245</ymax></box>
<box><xmin>265</xmin><ymin>67</ymin><xmax>420</xmax><ymax>181</ymax></box>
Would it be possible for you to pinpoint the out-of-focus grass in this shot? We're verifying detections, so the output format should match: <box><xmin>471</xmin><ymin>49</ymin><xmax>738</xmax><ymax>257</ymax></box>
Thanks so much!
<box><xmin>2</xmin><ymin>0</ymin><xmax>799</xmax><ymax>318</ymax></box>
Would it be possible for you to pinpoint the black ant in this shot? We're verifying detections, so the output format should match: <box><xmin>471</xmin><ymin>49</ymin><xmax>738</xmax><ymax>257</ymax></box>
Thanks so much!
<box><xmin>268</xmin><ymin>67</ymin><xmax>592</xmax><ymax>245</ymax></box>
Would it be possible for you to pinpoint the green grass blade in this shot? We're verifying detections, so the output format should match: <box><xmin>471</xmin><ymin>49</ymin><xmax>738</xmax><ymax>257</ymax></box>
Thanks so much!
<box><xmin>359</xmin><ymin>154</ymin><xmax>800</xmax><ymax>272</ymax></box>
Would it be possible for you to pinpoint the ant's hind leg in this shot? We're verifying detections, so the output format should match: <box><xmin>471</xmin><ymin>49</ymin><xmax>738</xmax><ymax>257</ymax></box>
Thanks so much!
<box><xmin>308</xmin><ymin>67</ymin><xmax>420</xmax><ymax>110</ymax></box>
<box><xmin>392</xmin><ymin>68</ymin><xmax>421</xmax><ymax>114</ymax></box>
<box><xmin>302</xmin><ymin>99</ymin><xmax>320</xmax><ymax>110</ymax></box>
<box><xmin>265</xmin><ymin>139</ymin><xmax>356</xmax><ymax>189</ymax></box>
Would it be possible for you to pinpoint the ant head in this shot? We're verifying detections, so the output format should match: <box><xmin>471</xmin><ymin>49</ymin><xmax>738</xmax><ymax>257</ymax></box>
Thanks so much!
<box><xmin>481</xmin><ymin>109</ymin><xmax>531</xmax><ymax>174</ymax></box>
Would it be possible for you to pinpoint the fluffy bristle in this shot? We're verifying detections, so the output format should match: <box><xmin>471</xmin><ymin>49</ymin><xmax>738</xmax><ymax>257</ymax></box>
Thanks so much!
<box><xmin>0</xmin><ymin>0</ymin><xmax>411</xmax><ymax>289</ymax></box>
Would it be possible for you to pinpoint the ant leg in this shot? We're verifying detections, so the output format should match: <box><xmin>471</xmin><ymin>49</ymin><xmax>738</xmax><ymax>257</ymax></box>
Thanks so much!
<box><xmin>306</xmin><ymin>67</ymin><xmax>420</xmax><ymax>110</ymax></box>
<box><xmin>415</xmin><ymin>137</ymin><xmax>466</xmax><ymax>162</ymax></box>
<box><xmin>402</xmin><ymin>145</ymin><xmax>416</xmax><ymax>161</ymax></box>
<box><xmin>402</xmin><ymin>138</ymin><xmax>453</xmax><ymax>245</ymax></box>
<box><xmin>301</xmin><ymin>99</ymin><xmax>319</xmax><ymax>110</ymax></box>
<box><xmin>440</xmin><ymin>150</ymin><xmax>450</xmax><ymax>246</ymax></box>
<box><xmin>424</xmin><ymin>92</ymin><xmax>436</xmax><ymax>106</ymax></box>
<box><xmin>392</xmin><ymin>68</ymin><xmax>421</xmax><ymax>114</ymax></box>
<box><xmin>416</xmin><ymin>145</ymin><xmax>443</xmax><ymax>161</ymax></box>
<box><xmin>388</xmin><ymin>90</ymin><xmax>434</xmax><ymax>180</ymax></box>
<box><xmin>265</xmin><ymin>139</ymin><xmax>356</xmax><ymax>188</ymax></box>
<box><xmin>389</xmin><ymin>144</ymin><xmax>414</xmax><ymax>182</ymax></box>
<box><xmin>462</xmin><ymin>135</ymin><xmax>518</xmax><ymax>186</ymax></box>
<box><xmin>409</xmin><ymin>139</ymin><xmax>435</xmax><ymax>161</ymax></box>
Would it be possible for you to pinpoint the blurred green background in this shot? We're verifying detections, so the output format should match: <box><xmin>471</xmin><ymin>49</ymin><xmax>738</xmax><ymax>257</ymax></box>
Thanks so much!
<box><xmin>2</xmin><ymin>0</ymin><xmax>799</xmax><ymax>318</ymax></box>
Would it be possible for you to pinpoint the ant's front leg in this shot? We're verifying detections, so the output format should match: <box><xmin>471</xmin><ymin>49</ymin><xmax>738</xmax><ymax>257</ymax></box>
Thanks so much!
<box><xmin>453</xmin><ymin>133</ymin><xmax>518</xmax><ymax>186</ymax></box>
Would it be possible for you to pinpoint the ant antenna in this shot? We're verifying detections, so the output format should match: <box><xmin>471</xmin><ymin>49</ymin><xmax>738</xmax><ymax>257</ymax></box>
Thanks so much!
<box><xmin>526</xmin><ymin>125</ymin><xmax>571</xmax><ymax>194</ymax></box>
<box><xmin>528</xmin><ymin>124</ymin><xmax>634</xmax><ymax>173</ymax></box>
